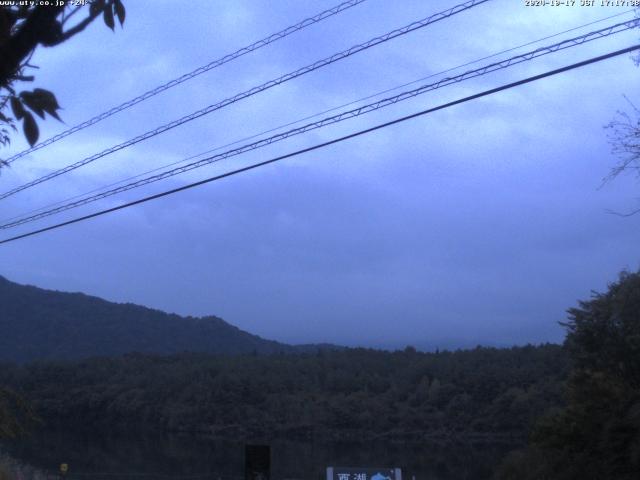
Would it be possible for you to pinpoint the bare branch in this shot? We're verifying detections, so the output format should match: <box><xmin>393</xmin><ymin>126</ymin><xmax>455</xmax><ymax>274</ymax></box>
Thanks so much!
<box><xmin>605</xmin><ymin>206</ymin><xmax>640</xmax><ymax>217</ymax></box>
<box><xmin>603</xmin><ymin>98</ymin><xmax>640</xmax><ymax>185</ymax></box>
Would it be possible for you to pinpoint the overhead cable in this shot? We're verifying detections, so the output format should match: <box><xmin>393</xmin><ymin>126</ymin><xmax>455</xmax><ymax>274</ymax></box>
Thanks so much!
<box><xmin>6</xmin><ymin>8</ymin><xmax>631</xmax><ymax>226</ymax></box>
<box><xmin>0</xmin><ymin>0</ymin><xmax>491</xmax><ymax>200</ymax></box>
<box><xmin>2</xmin><ymin>18</ymin><xmax>637</xmax><ymax>230</ymax></box>
<box><xmin>3</xmin><ymin>0</ymin><xmax>369</xmax><ymax>164</ymax></box>
<box><xmin>1</xmin><ymin>44</ymin><xmax>637</xmax><ymax>246</ymax></box>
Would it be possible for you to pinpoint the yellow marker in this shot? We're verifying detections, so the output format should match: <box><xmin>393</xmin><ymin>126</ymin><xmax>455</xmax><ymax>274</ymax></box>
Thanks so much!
<box><xmin>60</xmin><ymin>463</ymin><xmax>69</xmax><ymax>474</ymax></box>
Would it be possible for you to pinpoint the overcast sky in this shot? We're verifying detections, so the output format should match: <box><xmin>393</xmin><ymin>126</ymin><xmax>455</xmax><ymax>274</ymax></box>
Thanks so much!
<box><xmin>0</xmin><ymin>0</ymin><xmax>638</xmax><ymax>349</ymax></box>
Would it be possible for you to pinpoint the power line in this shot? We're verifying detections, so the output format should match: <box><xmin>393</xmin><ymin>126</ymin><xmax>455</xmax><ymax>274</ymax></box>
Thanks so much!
<box><xmin>3</xmin><ymin>0</ymin><xmax>369</xmax><ymax>164</ymax></box>
<box><xmin>0</xmin><ymin>0</ymin><xmax>491</xmax><ymax>200</ymax></box>
<box><xmin>4</xmin><ymin>17</ymin><xmax>636</xmax><ymax>228</ymax></box>
<box><xmin>2</xmin><ymin>18</ymin><xmax>637</xmax><ymax>230</ymax></box>
<box><xmin>5</xmin><ymin>9</ymin><xmax>632</xmax><ymax>227</ymax></box>
<box><xmin>315</xmin><ymin>9</ymin><xmax>637</xmax><ymax>118</ymax></box>
<box><xmin>1</xmin><ymin>44</ymin><xmax>637</xmax><ymax>246</ymax></box>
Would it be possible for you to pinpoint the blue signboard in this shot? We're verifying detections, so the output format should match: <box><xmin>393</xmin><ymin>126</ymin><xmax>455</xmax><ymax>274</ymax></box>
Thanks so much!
<box><xmin>326</xmin><ymin>467</ymin><xmax>402</xmax><ymax>480</ymax></box>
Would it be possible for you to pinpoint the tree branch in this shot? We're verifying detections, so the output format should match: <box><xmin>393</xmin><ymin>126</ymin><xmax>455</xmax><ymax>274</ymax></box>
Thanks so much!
<box><xmin>58</xmin><ymin>9</ymin><xmax>101</xmax><ymax>43</ymax></box>
<box><xmin>605</xmin><ymin>205</ymin><xmax>640</xmax><ymax>217</ymax></box>
<box><xmin>61</xmin><ymin>5</ymin><xmax>83</xmax><ymax>26</ymax></box>
<box><xmin>0</xmin><ymin>6</ymin><xmax>64</xmax><ymax>87</ymax></box>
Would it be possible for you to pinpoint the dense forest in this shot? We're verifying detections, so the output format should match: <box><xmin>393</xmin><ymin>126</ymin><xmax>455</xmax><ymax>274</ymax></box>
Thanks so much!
<box><xmin>1</xmin><ymin>270</ymin><xmax>638</xmax><ymax>479</ymax></box>
<box><xmin>0</xmin><ymin>344</ymin><xmax>566</xmax><ymax>441</ymax></box>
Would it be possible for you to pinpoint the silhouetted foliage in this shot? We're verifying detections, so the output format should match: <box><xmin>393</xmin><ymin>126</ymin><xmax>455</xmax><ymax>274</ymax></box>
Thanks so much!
<box><xmin>0</xmin><ymin>388</ymin><xmax>36</xmax><ymax>439</ymax></box>
<box><xmin>495</xmin><ymin>270</ymin><xmax>640</xmax><ymax>480</ymax></box>
<box><xmin>0</xmin><ymin>345</ymin><xmax>567</xmax><ymax>442</ymax></box>
<box><xmin>0</xmin><ymin>1</ymin><xmax>125</xmax><ymax>150</ymax></box>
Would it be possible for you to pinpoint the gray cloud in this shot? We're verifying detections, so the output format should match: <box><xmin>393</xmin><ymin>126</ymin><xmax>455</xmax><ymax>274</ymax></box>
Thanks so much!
<box><xmin>1</xmin><ymin>0</ymin><xmax>638</xmax><ymax>349</ymax></box>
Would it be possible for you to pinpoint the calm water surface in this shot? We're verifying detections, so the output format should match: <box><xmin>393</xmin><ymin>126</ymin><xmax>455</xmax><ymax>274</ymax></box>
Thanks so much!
<box><xmin>2</xmin><ymin>430</ymin><xmax>516</xmax><ymax>480</ymax></box>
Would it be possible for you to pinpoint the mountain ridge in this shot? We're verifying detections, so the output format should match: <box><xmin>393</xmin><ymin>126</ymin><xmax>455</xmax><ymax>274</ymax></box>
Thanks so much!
<box><xmin>0</xmin><ymin>275</ymin><xmax>331</xmax><ymax>363</ymax></box>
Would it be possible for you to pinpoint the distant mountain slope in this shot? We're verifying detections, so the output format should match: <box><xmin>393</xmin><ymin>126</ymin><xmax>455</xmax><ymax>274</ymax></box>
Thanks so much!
<box><xmin>0</xmin><ymin>275</ymin><xmax>298</xmax><ymax>362</ymax></box>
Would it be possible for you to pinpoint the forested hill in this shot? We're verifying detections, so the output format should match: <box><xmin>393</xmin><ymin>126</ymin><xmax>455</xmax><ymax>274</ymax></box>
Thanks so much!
<box><xmin>0</xmin><ymin>345</ymin><xmax>567</xmax><ymax>440</ymax></box>
<box><xmin>0</xmin><ymin>275</ymin><xmax>302</xmax><ymax>363</ymax></box>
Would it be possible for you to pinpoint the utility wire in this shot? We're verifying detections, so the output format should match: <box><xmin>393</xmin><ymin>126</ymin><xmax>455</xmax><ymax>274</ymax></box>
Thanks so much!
<box><xmin>1</xmin><ymin>44</ymin><xmax>637</xmax><ymax>246</ymax></box>
<box><xmin>2</xmin><ymin>18</ymin><xmax>637</xmax><ymax>230</ymax></box>
<box><xmin>4</xmin><ymin>8</ymin><xmax>632</xmax><ymax>226</ymax></box>
<box><xmin>0</xmin><ymin>0</ymin><xmax>490</xmax><ymax>200</ymax></box>
<box><xmin>3</xmin><ymin>0</ymin><xmax>369</xmax><ymax>164</ymax></box>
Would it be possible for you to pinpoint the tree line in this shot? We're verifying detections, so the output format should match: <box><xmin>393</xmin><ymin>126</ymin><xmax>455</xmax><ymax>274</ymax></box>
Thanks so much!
<box><xmin>0</xmin><ymin>344</ymin><xmax>566</xmax><ymax>442</ymax></box>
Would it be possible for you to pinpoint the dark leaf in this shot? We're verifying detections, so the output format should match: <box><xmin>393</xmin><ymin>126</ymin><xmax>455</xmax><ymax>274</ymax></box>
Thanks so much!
<box><xmin>10</xmin><ymin>96</ymin><xmax>25</xmax><ymax>120</ymax></box>
<box><xmin>47</xmin><ymin>110</ymin><xmax>61</xmax><ymax>121</ymax></box>
<box><xmin>114</xmin><ymin>0</ymin><xmax>125</xmax><ymax>26</ymax></box>
<box><xmin>34</xmin><ymin>88</ymin><xmax>59</xmax><ymax>106</ymax></box>
<box><xmin>0</xmin><ymin>111</ymin><xmax>12</xmax><ymax>123</ymax></box>
<box><xmin>22</xmin><ymin>111</ymin><xmax>39</xmax><ymax>146</ymax></box>
<box><xmin>90</xmin><ymin>0</ymin><xmax>105</xmax><ymax>17</ymax></box>
<box><xmin>1</xmin><ymin>122</ymin><xmax>17</xmax><ymax>133</ymax></box>
<box><xmin>32</xmin><ymin>88</ymin><xmax>62</xmax><ymax>120</ymax></box>
<box><xmin>19</xmin><ymin>89</ymin><xmax>62</xmax><ymax>121</ymax></box>
<box><xmin>19</xmin><ymin>91</ymin><xmax>45</xmax><ymax>119</ymax></box>
<box><xmin>103</xmin><ymin>4</ymin><xmax>115</xmax><ymax>30</ymax></box>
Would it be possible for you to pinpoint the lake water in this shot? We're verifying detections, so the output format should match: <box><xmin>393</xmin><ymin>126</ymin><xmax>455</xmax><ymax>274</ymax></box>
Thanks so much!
<box><xmin>1</xmin><ymin>430</ymin><xmax>516</xmax><ymax>480</ymax></box>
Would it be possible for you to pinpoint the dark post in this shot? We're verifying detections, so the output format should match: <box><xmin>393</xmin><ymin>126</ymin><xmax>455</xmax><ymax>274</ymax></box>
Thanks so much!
<box><xmin>245</xmin><ymin>444</ymin><xmax>270</xmax><ymax>480</ymax></box>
